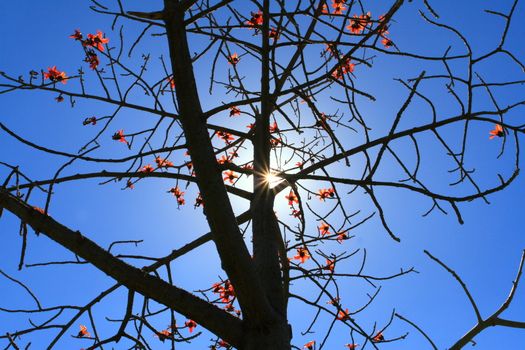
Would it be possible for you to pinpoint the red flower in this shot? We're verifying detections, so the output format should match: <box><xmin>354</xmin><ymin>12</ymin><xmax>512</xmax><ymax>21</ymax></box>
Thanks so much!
<box><xmin>327</xmin><ymin>297</ymin><xmax>340</xmax><ymax>305</ymax></box>
<box><xmin>372</xmin><ymin>332</ymin><xmax>384</xmax><ymax>343</ymax></box>
<box><xmin>246</xmin><ymin>10</ymin><xmax>263</xmax><ymax>28</ymax></box>
<box><xmin>77</xmin><ymin>325</ymin><xmax>91</xmax><ymax>338</ymax></box>
<box><xmin>304</xmin><ymin>340</ymin><xmax>316</xmax><ymax>349</ymax></box>
<box><xmin>155</xmin><ymin>156</ymin><xmax>174</xmax><ymax>168</ymax></box>
<box><xmin>44</xmin><ymin>66</ymin><xmax>68</xmax><ymax>84</ymax></box>
<box><xmin>294</xmin><ymin>247</ymin><xmax>310</xmax><ymax>264</ymax></box>
<box><xmin>139</xmin><ymin>164</ymin><xmax>154</xmax><ymax>173</ymax></box>
<box><xmin>83</xmin><ymin>116</ymin><xmax>97</xmax><ymax>125</ymax></box>
<box><xmin>296</xmin><ymin>161</ymin><xmax>304</xmax><ymax>169</ymax></box>
<box><xmin>33</xmin><ymin>206</ymin><xmax>47</xmax><ymax>215</ymax></box>
<box><xmin>126</xmin><ymin>180</ymin><xmax>134</xmax><ymax>189</ymax></box>
<box><xmin>156</xmin><ymin>329</ymin><xmax>172</xmax><ymax>342</ymax></box>
<box><xmin>69</xmin><ymin>29</ymin><xmax>83</xmax><ymax>41</ymax></box>
<box><xmin>85</xmin><ymin>30</ymin><xmax>109</xmax><ymax>51</ymax></box>
<box><xmin>336</xmin><ymin>232</ymin><xmax>348</xmax><ymax>243</ymax></box>
<box><xmin>345</xmin><ymin>344</ymin><xmax>359</xmax><ymax>349</ymax></box>
<box><xmin>325</xmin><ymin>43</ymin><xmax>339</xmax><ymax>57</ymax></box>
<box><xmin>269</xmin><ymin>28</ymin><xmax>279</xmax><ymax>40</ymax></box>
<box><xmin>112</xmin><ymin>129</ymin><xmax>128</xmax><ymax>144</ymax></box>
<box><xmin>194</xmin><ymin>193</ymin><xmax>204</xmax><ymax>208</ymax></box>
<box><xmin>317</xmin><ymin>188</ymin><xmax>335</xmax><ymax>201</ymax></box>
<box><xmin>337</xmin><ymin>308</ymin><xmax>351</xmax><ymax>321</ymax></box>
<box><xmin>217</xmin><ymin>130</ymin><xmax>235</xmax><ymax>143</ymax></box>
<box><xmin>319</xmin><ymin>222</ymin><xmax>330</xmax><ymax>236</ymax></box>
<box><xmin>55</xmin><ymin>95</ymin><xmax>64</xmax><ymax>103</ymax></box>
<box><xmin>242</xmin><ymin>163</ymin><xmax>254</xmax><ymax>171</ymax></box>
<box><xmin>269</xmin><ymin>121</ymin><xmax>279</xmax><ymax>133</ymax></box>
<box><xmin>291</xmin><ymin>209</ymin><xmax>302</xmax><ymax>218</ymax></box>
<box><xmin>85</xmin><ymin>51</ymin><xmax>100</xmax><ymax>70</ymax></box>
<box><xmin>184</xmin><ymin>320</ymin><xmax>197</xmax><ymax>333</ymax></box>
<box><xmin>223</xmin><ymin>170</ymin><xmax>238</xmax><ymax>184</ymax></box>
<box><xmin>217</xmin><ymin>339</ymin><xmax>230</xmax><ymax>348</ymax></box>
<box><xmin>322</xmin><ymin>4</ymin><xmax>329</xmax><ymax>14</ymax></box>
<box><xmin>346</xmin><ymin>13</ymin><xmax>371</xmax><ymax>34</ymax></box>
<box><xmin>332</xmin><ymin>59</ymin><xmax>355</xmax><ymax>80</ymax></box>
<box><xmin>270</xmin><ymin>137</ymin><xmax>281</xmax><ymax>147</ymax></box>
<box><xmin>378</xmin><ymin>15</ymin><xmax>390</xmax><ymax>35</ymax></box>
<box><xmin>212</xmin><ymin>280</ymin><xmax>236</xmax><ymax>303</ymax></box>
<box><xmin>381</xmin><ymin>37</ymin><xmax>394</xmax><ymax>48</ymax></box>
<box><xmin>229</xmin><ymin>106</ymin><xmax>241</xmax><ymax>117</ymax></box>
<box><xmin>167</xmin><ymin>75</ymin><xmax>176</xmax><ymax>89</ymax></box>
<box><xmin>324</xmin><ymin>259</ymin><xmax>335</xmax><ymax>273</ymax></box>
<box><xmin>228</xmin><ymin>53</ymin><xmax>240</xmax><ymax>65</ymax></box>
<box><xmin>331</xmin><ymin>1</ymin><xmax>346</xmax><ymax>15</ymax></box>
<box><xmin>489</xmin><ymin>124</ymin><xmax>504</xmax><ymax>139</ymax></box>
<box><xmin>285</xmin><ymin>190</ymin><xmax>299</xmax><ymax>206</ymax></box>
<box><xmin>217</xmin><ymin>155</ymin><xmax>231</xmax><ymax>164</ymax></box>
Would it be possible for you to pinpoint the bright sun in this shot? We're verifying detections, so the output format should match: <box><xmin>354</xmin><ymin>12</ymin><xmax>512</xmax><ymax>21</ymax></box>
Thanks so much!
<box><xmin>264</xmin><ymin>172</ymin><xmax>281</xmax><ymax>188</ymax></box>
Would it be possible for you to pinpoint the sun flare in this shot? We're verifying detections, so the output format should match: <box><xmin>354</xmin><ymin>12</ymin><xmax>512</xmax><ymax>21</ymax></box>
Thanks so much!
<box><xmin>264</xmin><ymin>172</ymin><xmax>281</xmax><ymax>188</ymax></box>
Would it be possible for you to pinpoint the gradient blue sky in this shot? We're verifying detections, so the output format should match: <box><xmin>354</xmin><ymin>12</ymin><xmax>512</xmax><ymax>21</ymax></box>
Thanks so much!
<box><xmin>1</xmin><ymin>1</ymin><xmax>525</xmax><ymax>349</ymax></box>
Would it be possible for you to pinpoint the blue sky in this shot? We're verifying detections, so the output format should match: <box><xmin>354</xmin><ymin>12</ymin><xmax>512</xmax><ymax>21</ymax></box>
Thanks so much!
<box><xmin>1</xmin><ymin>1</ymin><xmax>525</xmax><ymax>349</ymax></box>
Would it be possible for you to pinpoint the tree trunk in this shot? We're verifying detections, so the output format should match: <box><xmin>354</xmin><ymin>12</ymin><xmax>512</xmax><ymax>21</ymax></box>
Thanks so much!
<box><xmin>241</xmin><ymin>322</ymin><xmax>291</xmax><ymax>350</ymax></box>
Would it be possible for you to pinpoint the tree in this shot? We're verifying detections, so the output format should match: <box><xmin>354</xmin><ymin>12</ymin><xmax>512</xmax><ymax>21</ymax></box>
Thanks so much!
<box><xmin>1</xmin><ymin>0</ymin><xmax>524</xmax><ymax>349</ymax></box>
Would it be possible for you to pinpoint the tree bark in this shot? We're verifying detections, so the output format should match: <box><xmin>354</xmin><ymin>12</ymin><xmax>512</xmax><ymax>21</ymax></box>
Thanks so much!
<box><xmin>240</xmin><ymin>322</ymin><xmax>291</xmax><ymax>350</ymax></box>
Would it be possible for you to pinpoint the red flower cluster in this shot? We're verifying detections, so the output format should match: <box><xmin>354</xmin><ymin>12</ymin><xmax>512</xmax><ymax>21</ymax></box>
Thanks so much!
<box><xmin>168</xmin><ymin>186</ymin><xmax>185</xmax><ymax>205</ymax></box>
<box><xmin>85</xmin><ymin>30</ymin><xmax>110</xmax><ymax>51</ymax></box>
<box><xmin>217</xmin><ymin>130</ymin><xmax>235</xmax><ymax>143</ymax></box>
<box><xmin>139</xmin><ymin>164</ymin><xmax>154</xmax><ymax>173</ymax></box>
<box><xmin>155</xmin><ymin>156</ymin><xmax>174</xmax><ymax>168</ymax></box>
<box><xmin>44</xmin><ymin>66</ymin><xmax>68</xmax><ymax>84</ymax></box>
<box><xmin>212</xmin><ymin>280</ymin><xmax>239</xmax><ymax>315</ymax></box>
<box><xmin>69</xmin><ymin>29</ymin><xmax>109</xmax><ymax>70</ymax></box>
<box><xmin>212</xmin><ymin>280</ymin><xmax>235</xmax><ymax>303</ymax></box>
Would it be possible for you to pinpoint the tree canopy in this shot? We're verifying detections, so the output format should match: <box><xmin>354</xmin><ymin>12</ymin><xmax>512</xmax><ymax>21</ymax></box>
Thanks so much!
<box><xmin>1</xmin><ymin>0</ymin><xmax>525</xmax><ymax>349</ymax></box>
